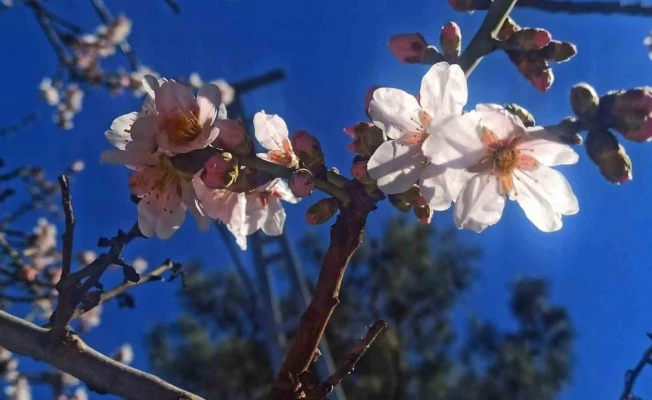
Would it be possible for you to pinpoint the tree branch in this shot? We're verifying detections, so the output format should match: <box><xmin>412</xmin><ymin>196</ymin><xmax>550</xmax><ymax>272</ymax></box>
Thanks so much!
<box><xmin>458</xmin><ymin>0</ymin><xmax>519</xmax><ymax>76</ymax></box>
<box><xmin>271</xmin><ymin>182</ymin><xmax>378</xmax><ymax>399</ymax></box>
<box><xmin>0</xmin><ymin>309</ymin><xmax>204</xmax><ymax>400</ymax></box>
<box><xmin>306</xmin><ymin>320</ymin><xmax>388</xmax><ymax>400</ymax></box>
<box><xmin>621</xmin><ymin>339</ymin><xmax>652</xmax><ymax>400</ymax></box>
<box><xmin>58</xmin><ymin>175</ymin><xmax>75</xmax><ymax>280</ymax></box>
<box><xmin>518</xmin><ymin>0</ymin><xmax>652</xmax><ymax>16</ymax></box>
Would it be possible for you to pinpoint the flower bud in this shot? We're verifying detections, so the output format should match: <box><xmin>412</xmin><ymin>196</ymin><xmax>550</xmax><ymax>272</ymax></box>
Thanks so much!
<box><xmin>541</xmin><ymin>41</ymin><xmax>577</xmax><ymax>63</ymax></box>
<box><xmin>289</xmin><ymin>169</ymin><xmax>315</xmax><ymax>197</ymax></box>
<box><xmin>498</xmin><ymin>17</ymin><xmax>521</xmax><ymax>41</ymax></box>
<box><xmin>570</xmin><ymin>83</ymin><xmax>599</xmax><ymax>120</ymax></box>
<box><xmin>388</xmin><ymin>33</ymin><xmax>428</xmax><ymax>64</ymax></box>
<box><xmin>350</xmin><ymin>160</ymin><xmax>374</xmax><ymax>184</ymax></box>
<box><xmin>440</xmin><ymin>22</ymin><xmax>461</xmax><ymax>61</ymax></box>
<box><xmin>448</xmin><ymin>0</ymin><xmax>474</xmax><ymax>11</ymax></box>
<box><xmin>505</xmin><ymin>103</ymin><xmax>536</xmax><ymax>127</ymax></box>
<box><xmin>388</xmin><ymin>194</ymin><xmax>412</xmax><ymax>213</ymax></box>
<box><xmin>306</xmin><ymin>198</ymin><xmax>339</xmax><ymax>225</ymax></box>
<box><xmin>413</xmin><ymin>204</ymin><xmax>432</xmax><ymax>225</ymax></box>
<box><xmin>612</xmin><ymin>87</ymin><xmax>652</xmax><ymax>142</ymax></box>
<box><xmin>530</xmin><ymin>63</ymin><xmax>554</xmax><ymax>93</ymax></box>
<box><xmin>200</xmin><ymin>152</ymin><xmax>239</xmax><ymax>189</ymax></box>
<box><xmin>586</xmin><ymin>129</ymin><xmax>633</xmax><ymax>184</ymax></box>
<box><xmin>292</xmin><ymin>131</ymin><xmax>324</xmax><ymax>171</ymax></box>
<box><xmin>212</xmin><ymin>119</ymin><xmax>252</xmax><ymax>156</ymax></box>
<box><xmin>510</xmin><ymin>28</ymin><xmax>551</xmax><ymax>51</ymax></box>
<box><xmin>343</xmin><ymin>122</ymin><xmax>387</xmax><ymax>156</ymax></box>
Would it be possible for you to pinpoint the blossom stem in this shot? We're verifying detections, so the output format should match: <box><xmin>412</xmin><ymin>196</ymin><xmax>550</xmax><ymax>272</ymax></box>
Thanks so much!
<box><xmin>458</xmin><ymin>0</ymin><xmax>519</xmax><ymax>76</ymax></box>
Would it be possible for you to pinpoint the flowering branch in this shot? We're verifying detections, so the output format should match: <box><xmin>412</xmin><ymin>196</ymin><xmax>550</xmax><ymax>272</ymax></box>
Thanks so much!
<box><xmin>306</xmin><ymin>319</ymin><xmax>388</xmax><ymax>400</ymax></box>
<box><xmin>621</xmin><ymin>336</ymin><xmax>652</xmax><ymax>400</ymax></box>
<box><xmin>458</xmin><ymin>0</ymin><xmax>519</xmax><ymax>75</ymax></box>
<box><xmin>0</xmin><ymin>309</ymin><xmax>204</xmax><ymax>400</ymax></box>
<box><xmin>89</xmin><ymin>0</ymin><xmax>139</xmax><ymax>70</ymax></box>
<box><xmin>271</xmin><ymin>182</ymin><xmax>378</xmax><ymax>399</ymax></box>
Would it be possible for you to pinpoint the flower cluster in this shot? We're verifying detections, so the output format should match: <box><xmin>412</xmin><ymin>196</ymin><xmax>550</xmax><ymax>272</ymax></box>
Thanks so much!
<box><xmin>362</xmin><ymin>62</ymin><xmax>580</xmax><ymax>232</ymax></box>
<box><xmin>101</xmin><ymin>76</ymin><xmax>299</xmax><ymax>249</ymax></box>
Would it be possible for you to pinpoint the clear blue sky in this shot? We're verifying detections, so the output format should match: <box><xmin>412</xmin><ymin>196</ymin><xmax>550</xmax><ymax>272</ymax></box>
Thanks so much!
<box><xmin>1</xmin><ymin>0</ymin><xmax>652</xmax><ymax>398</ymax></box>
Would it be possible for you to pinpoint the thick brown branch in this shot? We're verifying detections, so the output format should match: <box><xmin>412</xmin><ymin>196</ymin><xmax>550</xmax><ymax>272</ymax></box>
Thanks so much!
<box><xmin>307</xmin><ymin>320</ymin><xmax>388</xmax><ymax>400</ymax></box>
<box><xmin>0</xmin><ymin>309</ymin><xmax>203</xmax><ymax>400</ymax></box>
<box><xmin>621</xmin><ymin>340</ymin><xmax>652</xmax><ymax>400</ymax></box>
<box><xmin>58</xmin><ymin>175</ymin><xmax>75</xmax><ymax>279</ymax></box>
<box><xmin>271</xmin><ymin>183</ymin><xmax>378</xmax><ymax>399</ymax></box>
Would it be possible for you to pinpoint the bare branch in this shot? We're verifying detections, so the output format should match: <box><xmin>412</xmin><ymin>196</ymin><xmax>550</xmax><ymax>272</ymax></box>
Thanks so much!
<box><xmin>307</xmin><ymin>320</ymin><xmax>388</xmax><ymax>400</ymax></box>
<box><xmin>0</xmin><ymin>309</ymin><xmax>204</xmax><ymax>400</ymax></box>
<box><xmin>518</xmin><ymin>0</ymin><xmax>652</xmax><ymax>16</ymax></box>
<box><xmin>89</xmin><ymin>0</ymin><xmax>140</xmax><ymax>70</ymax></box>
<box><xmin>58</xmin><ymin>175</ymin><xmax>75</xmax><ymax>280</ymax></box>
<box><xmin>621</xmin><ymin>339</ymin><xmax>652</xmax><ymax>400</ymax></box>
<box><xmin>163</xmin><ymin>0</ymin><xmax>180</xmax><ymax>14</ymax></box>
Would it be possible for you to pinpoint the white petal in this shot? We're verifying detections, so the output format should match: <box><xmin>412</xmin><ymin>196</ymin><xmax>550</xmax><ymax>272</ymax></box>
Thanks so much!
<box><xmin>270</xmin><ymin>180</ymin><xmax>299</xmax><ymax>204</ymax></box>
<box><xmin>368</xmin><ymin>88</ymin><xmax>422</xmax><ymax>139</ymax></box>
<box><xmin>419</xmin><ymin>164</ymin><xmax>473</xmax><ymax>211</ymax></box>
<box><xmin>515</xmin><ymin>165</ymin><xmax>578</xmax><ymax>217</ymax></box>
<box><xmin>196</xmin><ymin>83</ymin><xmax>221</xmax><ymax>126</ymax></box>
<box><xmin>155</xmin><ymin>204</ymin><xmax>186</xmax><ymax>239</ymax></box>
<box><xmin>423</xmin><ymin>112</ymin><xmax>485</xmax><ymax>168</ymax></box>
<box><xmin>262</xmin><ymin>198</ymin><xmax>285</xmax><ymax>236</ymax></box>
<box><xmin>367</xmin><ymin>141</ymin><xmax>424</xmax><ymax>194</ymax></box>
<box><xmin>476</xmin><ymin>106</ymin><xmax>525</xmax><ymax>141</ymax></box>
<box><xmin>105</xmin><ymin>112</ymin><xmax>138</xmax><ymax>150</ymax></box>
<box><xmin>228</xmin><ymin>224</ymin><xmax>247</xmax><ymax>250</ymax></box>
<box><xmin>419</xmin><ymin>62</ymin><xmax>467</xmax><ymax>116</ymax></box>
<box><xmin>520</xmin><ymin>127</ymin><xmax>579</xmax><ymax>166</ymax></box>
<box><xmin>244</xmin><ymin>194</ymin><xmax>269</xmax><ymax>235</ymax></box>
<box><xmin>217</xmin><ymin>103</ymin><xmax>228</xmax><ymax>120</ymax></box>
<box><xmin>182</xmin><ymin>181</ymin><xmax>209</xmax><ymax>232</ymax></box>
<box><xmin>253</xmin><ymin>111</ymin><xmax>290</xmax><ymax>151</ymax></box>
<box><xmin>141</xmin><ymin>75</ymin><xmax>160</xmax><ymax>99</ymax></box>
<box><xmin>454</xmin><ymin>173</ymin><xmax>505</xmax><ymax>232</ymax></box>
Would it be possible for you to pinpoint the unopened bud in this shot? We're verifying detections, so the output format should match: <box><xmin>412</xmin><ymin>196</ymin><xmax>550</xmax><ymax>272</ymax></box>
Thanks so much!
<box><xmin>388</xmin><ymin>194</ymin><xmax>412</xmax><ymax>213</ymax></box>
<box><xmin>388</xmin><ymin>33</ymin><xmax>428</xmax><ymax>64</ymax></box>
<box><xmin>291</xmin><ymin>130</ymin><xmax>325</xmax><ymax>171</ymax></box>
<box><xmin>505</xmin><ymin>103</ymin><xmax>536</xmax><ymax>127</ymax></box>
<box><xmin>612</xmin><ymin>87</ymin><xmax>652</xmax><ymax>142</ymax></box>
<box><xmin>343</xmin><ymin>122</ymin><xmax>387</xmax><ymax>156</ymax></box>
<box><xmin>541</xmin><ymin>41</ymin><xmax>577</xmax><ymax>63</ymax></box>
<box><xmin>289</xmin><ymin>169</ymin><xmax>314</xmax><ymax>197</ymax></box>
<box><xmin>305</xmin><ymin>198</ymin><xmax>339</xmax><ymax>225</ymax></box>
<box><xmin>570</xmin><ymin>83</ymin><xmax>599</xmax><ymax>120</ymax></box>
<box><xmin>586</xmin><ymin>129</ymin><xmax>633</xmax><ymax>184</ymax></box>
<box><xmin>350</xmin><ymin>160</ymin><xmax>374</xmax><ymax>184</ymax></box>
<box><xmin>413</xmin><ymin>204</ymin><xmax>432</xmax><ymax>225</ymax></box>
<box><xmin>212</xmin><ymin>119</ymin><xmax>251</xmax><ymax>156</ymax></box>
<box><xmin>440</xmin><ymin>22</ymin><xmax>461</xmax><ymax>61</ymax></box>
<box><xmin>448</xmin><ymin>0</ymin><xmax>475</xmax><ymax>11</ymax></box>
<box><xmin>200</xmin><ymin>152</ymin><xmax>239</xmax><ymax>189</ymax></box>
<box><xmin>498</xmin><ymin>17</ymin><xmax>521</xmax><ymax>41</ymax></box>
<box><xmin>530</xmin><ymin>64</ymin><xmax>555</xmax><ymax>93</ymax></box>
<box><xmin>511</xmin><ymin>28</ymin><xmax>551</xmax><ymax>51</ymax></box>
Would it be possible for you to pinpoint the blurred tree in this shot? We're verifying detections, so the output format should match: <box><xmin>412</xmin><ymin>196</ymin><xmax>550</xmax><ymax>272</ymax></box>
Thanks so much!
<box><xmin>146</xmin><ymin>218</ymin><xmax>573</xmax><ymax>400</ymax></box>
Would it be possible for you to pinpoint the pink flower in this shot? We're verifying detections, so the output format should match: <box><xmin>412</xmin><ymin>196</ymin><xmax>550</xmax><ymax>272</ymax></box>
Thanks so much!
<box><xmin>193</xmin><ymin>179</ymin><xmax>247</xmax><ymax>249</ymax></box>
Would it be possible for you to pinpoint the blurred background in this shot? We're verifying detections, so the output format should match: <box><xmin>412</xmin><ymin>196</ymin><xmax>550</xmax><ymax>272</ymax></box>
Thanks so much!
<box><xmin>1</xmin><ymin>0</ymin><xmax>651</xmax><ymax>398</ymax></box>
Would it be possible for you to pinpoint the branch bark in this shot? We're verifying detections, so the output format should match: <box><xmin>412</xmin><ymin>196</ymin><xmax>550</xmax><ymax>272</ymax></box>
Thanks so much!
<box><xmin>518</xmin><ymin>0</ymin><xmax>652</xmax><ymax>16</ymax></box>
<box><xmin>0</xmin><ymin>309</ymin><xmax>204</xmax><ymax>400</ymax></box>
<box><xmin>621</xmin><ymin>340</ymin><xmax>652</xmax><ymax>400</ymax></box>
<box><xmin>58</xmin><ymin>175</ymin><xmax>75</xmax><ymax>280</ymax></box>
<box><xmin>271</xmin><ymin>183</ymin><xmax>378</xmax><ymax>399</ymax></box>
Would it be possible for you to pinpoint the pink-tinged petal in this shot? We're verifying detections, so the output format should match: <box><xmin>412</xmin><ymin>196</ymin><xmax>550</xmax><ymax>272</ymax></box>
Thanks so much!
<box><xmin>454</xmin><ymin>173</ymin><xmax>505</xmax><ymax>232</ymax></box>
<box><xmin>253</xmin><ymin>111</ymin><xmax>290</xmax><ymax>151</ymax></box>
<box><xmin>181</xmin><ymin>180</ymin><xmax>209</xmax><ymax>232</ymax></box>
<box><xmin>476</xmin><ymin>107</ymin><xmax>526</xmax><ymax>141</ymax></box>
<box><xmin>196</xmin><ymin>83</ymin><xmax>221</xmax><ymax>126</ymax></box>
<box><xmin>217</xmin><ymin>103</ymin><xmax>228</xmax><ymax>120</ymax></box>
<box><xmin>155</xmin><ymin>80</ymin><xmax>196</xmax><ymax>116</ymax></box>
<box><xmin>520</xmin><ymin>127</ymin><xmax>580</xmax><ymax>166</ymax></box>
<box><xmin>212</xmin><ymin>119</ymin><xmax>247</xmax><ymax>151</ymax></box>
<box><xmin>419</xmin><ymin>164</ymin><xmax>473</xmax><ymax>211</ymax></box>
<box><xmin>100</xmin><ymin>149</ymin><xmax>156</xmax><ymax>167</ymax></box>
<box><xmin>141</xmin><ymin>75</ymin><xmax>160</xmax><ymax>99</ymax></box>
<box><xmin>368</xmin><ymin>88</ymin><xmax>422</xmax><ymax>139</ymax></box>
<box><xmin>228</xmin><ymin>224</ymin><xmax>248</xmax><ymax>250</ymax></box>
<box><xmin>419</xmin><ymin>62</ymin><xmax>467</xmax><ymax>116</ymax></box>
<box><xmin>134</xmin><ymin>173</ymin><xmax>185</xmax><ymax>240</ymax></box>
<box><xmin>367</xmin><ymin>141</ymin><xmax>425</xmax><ymax>194</ymax></box>
<box><xmin>269</xmin><ymin>179</ymin><xmax>299</xmax><ymax>204</ymax></box>
<box><xmin>244</xmin><ymin>193</ymin><xmax>270</xmax><ymax>235</ymax></box>
<box><xmin>105</xmin><ymin>112</ymin><xmax>137</xmax><ymax>150</ymax></box>
<box><xmin>423</xmin><ymin>112</ymin><xmax>485</xmax><ymax>168</ymax></box>
<box><xmin>263</xmin><ymin>197</ymin><xmax>285</xmax><ymax>236</ymax></box>
<box><xmin>141</xmin><ymin>95</ymin><xmax>157</xmax><ymax>116</ymax></box>
<box><xmin>193</xmin><ymin>178</ymin><xmax>245</xmax><ymax>222</ymax></box>
<box><xmin>126</xmin><ymin>114</ymin><xmax>158</xmax><ymax>152</ymax></box>
<box><xmin>155</xmin><ymin>203</ymin><xmax>186</xmax><ymax>239</ymax></box>
<box><xmin>515</xmin><ymin>166</ymin><xmax>578</xmax><ymax>217</ymax></box>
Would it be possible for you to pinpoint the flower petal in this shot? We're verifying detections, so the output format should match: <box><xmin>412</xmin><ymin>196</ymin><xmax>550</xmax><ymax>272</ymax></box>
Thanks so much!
<box><xmin>454</xmin><ymin>173</ymin><xmax>505</xmax><ymax>232</ymax></box>
<box><xmin>515</xmin><ymin>165</ymin><xmax>578</xmax><ymax>217</ymax></box>
<box><xmin>419</xmin><ymin>62</ymin><xmax>467</xmax><ymax>116</ymax></box>
<box><xmin>520</xmin><ymin>127</ymin><xmax>580</xmax><ymax>166</ymax></box>
<box><xmin>182</xmin><ymin>180</ymin><xmax>209</xmax><ymax>232</ymax></box>
<box><xmin>155</xmin><ymin>80</ymin><xmax>196</xmax><ymax>116</ymax></box>
<box><xmin>197</xmin><ymin>83</ymin><xmax>221</xmax><ymax>126</ymax></box>
<box><xmin>368</xmin><ymin>88</ymin><xmax>422</xmax><ymax>139</ymax></box>
<box><xmin>253</xmin><ymin>111</ymin><xmax>290</xmax><ymax>151</ymax></box>
<box><xmin>423</xmin><ymin>112</ymin><xmax>485</xmax><ymax>168</ymax></box>
<box><xmin>368</xmin><ymin>140</ymin><xmax>424</xmax><ymax>194</ymax></box>
<box><xmin>269</xmin><ymin>179</ymin><xmax>299</xmax><ymax>204</ymax></box>
<box><xmin>105</xmin><ymin>112</ymin><xmax>137</xmax><ymax>150</ymax></box>
<box><xmin>100</xmin><ymin>149</ymin><xmax>156</xmax><ymax>167</ymax></box>
<box><xmin>419</xmin><ymin>164</ymin><xmax>473</xmax><ymax>211</ymax></box>
<box><xmin>142</xmin><ymin>75</ymin><xmax>160</xmax><ymax>99</ymax></box>
<box><xmin>244</xmin><ymin>193</ymin><xmax>269</xmax><ymax>235</ymax></box>
<box><xmin>476</xmin><ymin>106</ymin><xmax>525</xmax><ymax>141</ymax></box>
<box><xmin>262</xmin><ymin>197</ymin><xmax>285</xmax><ymax>236</ymax></box>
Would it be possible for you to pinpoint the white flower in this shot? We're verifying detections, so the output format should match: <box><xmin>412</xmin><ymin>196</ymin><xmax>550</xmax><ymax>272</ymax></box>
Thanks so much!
<box><xmin>253</xmin><ymin>111</ymin><xmax>298</xmax><ymax>168</ymax></box>
<box><xmin>39</xmin><ymin>78</ymin><xmax>59</xmax><ymax>106</ymax></box>
<box><xmin>423</xmin><ymin>104</ymin><xmax>579</xmax><ymax>232</ymax></box>
<box><xmin>243</xmin><ymin>180</ymin><xmax>298</xmax><ymax>239</ymax></box>
<box><xmin>366</xmin><ymin>62</ymin><xmax>468</xmax><ymax>194</ymax></box>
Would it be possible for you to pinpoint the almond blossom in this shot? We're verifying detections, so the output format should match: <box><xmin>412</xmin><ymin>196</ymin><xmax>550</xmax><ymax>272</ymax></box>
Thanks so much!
<box><xmin>253</xmin><ymin>111</ymin><xmax>299</xmax><ymax>168</ymax></box>
<box><xmin>193</xmin><ymin>179</ymin><xmax>247</xmax><ymax>249</ymax></box>
<box><xmin>423</xmin><ymin>104</ymin><xmax>579</xmax><ymax>232</ymax></box>
<box><xmin>366</xmin><ymin>62</ymin><xmax>468</xmax><ymax>194</ymax></box>
<box><xmin>242</xmin><ymin>180</ymin><xmax>299</xmax><ymax>241</ymax></box>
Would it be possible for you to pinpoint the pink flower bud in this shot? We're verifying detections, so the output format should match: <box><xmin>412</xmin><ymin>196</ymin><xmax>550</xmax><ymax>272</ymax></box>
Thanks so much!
<box><xmin>289</xmin><ymin>169</ymin><xmax>314</xmax><ymax>197</ymax></box>
<box><xmin>413</xmin><ymin>204</ymin><xmax>432</xmax><ymax>225</ymax></box>
<box><xmin>291</xmin><ymin>130</ymin><xmax>325</xmax><ymax>171</ymax></box>
<box><xmin>612</xmin><ymin>88</ymin><xmax>652</xmax><ymax>142</ymax></box>
<box><xmin>342</xmin><ymin>122</ymin><xmax>387</xmax><ymax>156</ymax></box>
<box><xmin>350</xmin><ymin>160</ymin><xmax>368</xmax><ymax>181</ymax></box>
<box><xmin>530</xmin><ymin>68</ymin><xmax>554</xmax><ymax>92</ymax></box>
<box><xmin>511</xmin><ymin>28</ymin><xmax>551</xmax><ymax>51</ymax></box>
<box><xmin>200</xmin><ymin>153</ymin><xmax>239</xmax><ymax>189</ymax></box>
<box><xmin>388</xmin><ymin>33</ymin><xmax>428</xmax><ymax>64</ymax></box>
<box><xmin>306</xmin><ymin>198</ymin><xmax>339</xmax><ymax>225</ymax></box>
<box><xmin>212</xmin><ymin>120</ymin><xmax>250</xmax><ymax>155</ymax></box>
<box><xmin>542</xmin><ymin>41</ymin><xmax>577</xmax><ymax>63</ymax></box>
<box><xmin>440</xmin><ymin>22</ymin><xmax>461</xmax><ymax>61</ymax></box>
<box><xmin>586</xmin><ymin>129</ymin><xmax>633</xmax><ymax>184</ymax></box>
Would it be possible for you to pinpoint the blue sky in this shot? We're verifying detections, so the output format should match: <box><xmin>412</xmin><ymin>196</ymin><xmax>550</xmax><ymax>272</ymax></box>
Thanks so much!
<box><xmin>1</xmin><ymin>0</ymin><xmax>652</xmax><ymax>398</ymax></box>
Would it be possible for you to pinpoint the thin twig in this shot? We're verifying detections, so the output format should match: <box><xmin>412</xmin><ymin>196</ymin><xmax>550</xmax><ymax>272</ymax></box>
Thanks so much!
<box><xmin>307</xmin><ymin>320</ymin><xmax>388</xmax><ymax>400</ymax></box>
<box><xmin>163</xmin><ymin>0</ymin><xmax>180</xmax><ymax>14</ymax></box>
<box><xmin>621</xmin><ymin>340</ymin><xmax>652</xmax><ymax>400</ymax></box>
<box><xmin>89</xmin><ymin>0</ymin><xmax>140</xmax><ymax>70</ymax></box>
<box><xmin>58</xmin><ymin>175</ymin><xmax>74</xmax><ymax>280</ymax></box>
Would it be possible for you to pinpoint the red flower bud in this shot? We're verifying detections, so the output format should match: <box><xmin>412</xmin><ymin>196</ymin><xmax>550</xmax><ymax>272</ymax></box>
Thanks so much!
<box><xmin>291</xmin><ymin>130</ymin><xmax>325</xmax><ymax>171</ymax></box>
<box><xmin>440</xmin><ymin>22</ymin><xmax>461</xmax><ymax>61</ymax></box>
<box><xmin>388</xmin><ymin>33</ymin><xmax>428</xmax><ymax>64</ymax></box>
<box><xmin>586</xmin><ymin>129</ymin><xmax>633</xmax><ymax>184</ymax></box>
<box><xmin>612</xmin><ymin>87</ymin><xmax>652</xmax><ymax>142</ymax></box>
<box><xmin>511</xmin><ymin>28</ymin><xmax>552</xmax><ymax>51</ymax></box>
<box><xmin>289</xmin><ymin>169</ymin><xmax>314</xmax><ymax>197</ymax></box>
